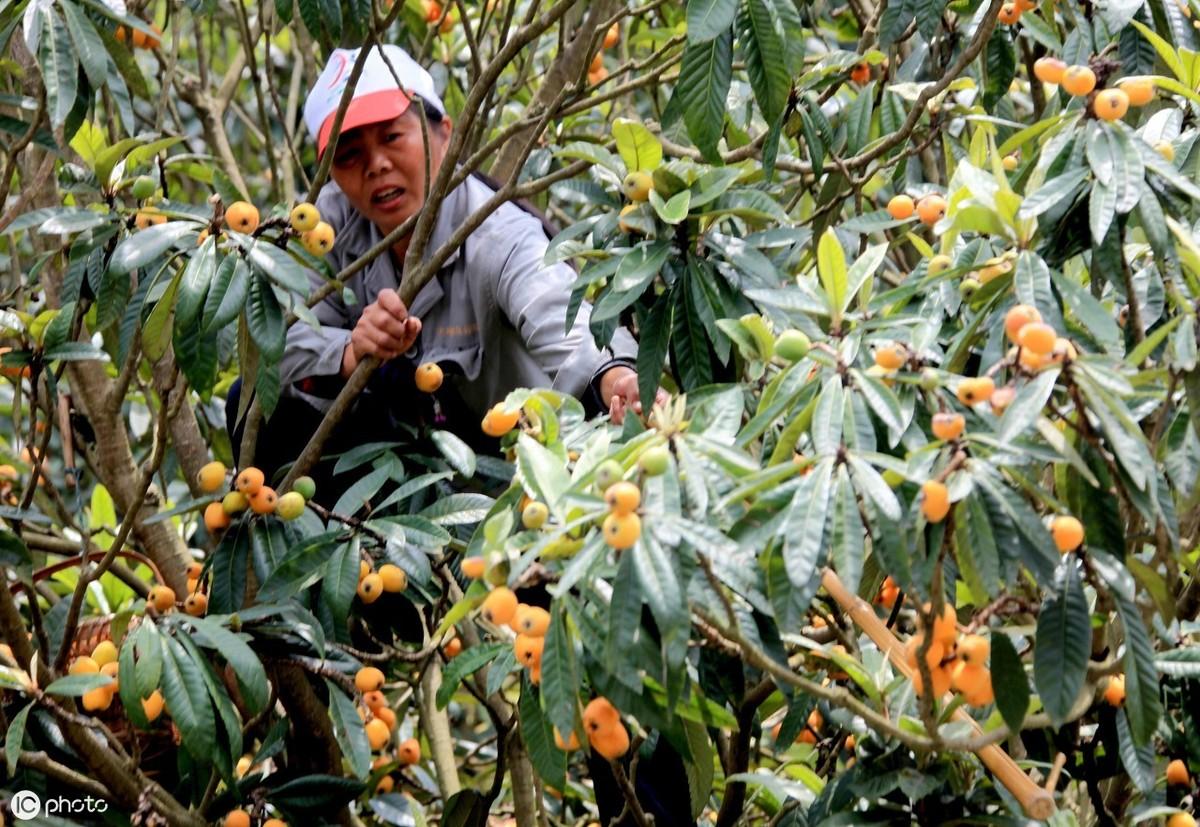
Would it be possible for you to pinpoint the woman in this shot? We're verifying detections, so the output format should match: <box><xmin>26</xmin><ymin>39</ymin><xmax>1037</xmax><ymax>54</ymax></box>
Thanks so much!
<box><xmin>283</xmin><ymin>44</ymin><xmax>654</xmax><ymax>429</ymax></box>
<box><xmin>230</xmin><ymin>44</ymin><xmax>660</xmax><ymax>490</ymax></box>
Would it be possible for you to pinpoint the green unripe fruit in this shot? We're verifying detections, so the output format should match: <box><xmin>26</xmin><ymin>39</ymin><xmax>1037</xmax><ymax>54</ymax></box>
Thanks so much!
<box><xmin>919</xmin><ymin>368</ymin><xmax>940</xmax><ymax>391</ymax></box>
<box><xmin>775</xmin><ymin>330</ymin><xmax>812</xmax><ymax>363</ymax></box>
<box><xmin>276</xmin><ymin>491</ymin><xmax>306</xmax><ymax>520</ymax></box>
<box><xmin>293</xmin><ymin>475</ymin><xmax>317</xmax><ymax>500</ymax></box>
<box><xmin>222</xmin><ymin>491</ymin><xmax>249</xmax><ymax>514</ymax></box>
<box><xmin>522</xmin><ymin>501</ymin><xmax>549</xmax><ymax>530</ymax></box>
<box><xmin>131</xmin><ymin>175</ymin><xmax>156</xmax><ymax>200</ymax></box>
<box><xmin>959</xmin><ymin>278</ymin><xmax>981</xmax><ymax>299</ymax></box>
<box><xmin>928</xmin><ymin>254</ymin><xmax>953</xmax><ymax>276</ymax></box>
<box><xmin>594</xmin><ymin>459</ymin><xmax>623</xmax><ymax>491</ymax></box>
<box><xmin>638</xmin><ymin>445</ymin><xmax>670</xmax><ymax>477</ymax></box>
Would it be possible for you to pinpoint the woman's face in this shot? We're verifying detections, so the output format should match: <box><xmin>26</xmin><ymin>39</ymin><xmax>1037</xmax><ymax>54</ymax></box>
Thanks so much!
<box><xmin>329</xmin><ymin>107</ymin><xmax>453</xmax><ymax>237</ymax></box>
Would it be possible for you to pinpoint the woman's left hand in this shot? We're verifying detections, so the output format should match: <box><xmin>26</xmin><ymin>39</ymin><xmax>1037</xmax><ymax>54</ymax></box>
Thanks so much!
<box><xmin>600</xmin><ymin>366</ymin><xmax>669</xmax><ymax>425</ymax></box>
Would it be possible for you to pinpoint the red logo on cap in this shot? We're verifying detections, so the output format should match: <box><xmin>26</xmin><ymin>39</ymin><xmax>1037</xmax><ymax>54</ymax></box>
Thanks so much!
<box><xmin>326</xmin><ymin>51</ymin><xmax>351</xmax><ymax>89</ymax></box>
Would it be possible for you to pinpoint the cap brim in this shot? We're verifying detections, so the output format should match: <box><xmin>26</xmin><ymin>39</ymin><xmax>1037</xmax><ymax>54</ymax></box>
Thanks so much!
<box><xmin>317</xmin><ymin>90</ymin><xmax>415</xmax><ymax>157</ymax></box>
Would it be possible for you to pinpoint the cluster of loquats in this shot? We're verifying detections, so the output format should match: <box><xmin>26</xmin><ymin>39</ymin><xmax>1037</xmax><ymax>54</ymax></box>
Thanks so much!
<box><xmin>477</xmin><ymin>586</ymin><xmax>547</xmax><ymax>683</ymax></box>
<box><xmin>197</xmin><ymin>460</ymin><xmax>314</xmax><ymax>532</ymax></box>
<box><xmin>114</xmin><ymin>21</ymin><xmax>162</xmax><ymax>48</ymax></box>
<box><xmin>1032</xmin><ymin>57</ymin><xmax>1157</xmax><ymax>124</ymax></box>
<box><xmin>579</xmin><ymin>696</ymin><xmax>630</xmax><ymax>760</ymax></box>
<box><xmin>351</xmin><ymin>666</ymin><xmax>421</xmax><ymax>794</ymax></box>
<box><xmin>903</xmin><ymin>603</ymin><xmax>995</xmax><ymax>707</ymax></box>
<box><xmin>357</xmin><ymin>557</ymin><xmax>409</xmax><ymax>605</ymax></box>
<box><xmin>71</xmin><ymin>639</ymin><xmax>166</xmax><ymax>722</ymax></box>
<box><xmin>885</xmin><ymin>192</ymin><xmax>948</xmax><ymax>227</ymax></box>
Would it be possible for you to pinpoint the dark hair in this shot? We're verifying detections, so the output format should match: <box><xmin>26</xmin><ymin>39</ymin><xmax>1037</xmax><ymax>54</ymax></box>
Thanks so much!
<box><xmin>414</xmin><ymin>95</ymin><xmax>444</xmax><ymax>124</ymax></box>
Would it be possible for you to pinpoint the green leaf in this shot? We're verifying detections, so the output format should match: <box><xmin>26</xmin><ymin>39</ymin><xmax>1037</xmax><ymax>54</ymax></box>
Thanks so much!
<box><xmin>435</xmin><ymin>642</ymin><xmax>507</xmax><ymax>709</ymax></box>
<box><xmin>1115</xmin><ymin>706</ymin><xmax>1155</xmax><ymax>793</ymax></box>
<box><xmin>1017</xmin><ymin>167</ymin><xmax>1088</xmax><ymax>220</ymax></box>
<box><xmin>247</xmin><ymin>274</ymin><xmax>285</xmax><ymax>362</ymax></box>
<box><xmin>983</xmin><ymin>33</ymin><xmax>1017</xmax><ymax>110</ymax></box>
<box><xmin>420</xmin><ymin>493</ymin><xmax>493</xmax><ymax>526</ymax></box>
<box><xmin>209</xmin><ymin>522</ymin><xmax>250</xmax><ymax>614</ymax></box>
<box><xmin>175</xmin><ymin>237</ymin><xmax>217</xmax><ymax>328</ymax></box>
<box><xmin>828</xmin><ymin>466</ymin><xmax>864</xmax><ymax>593</ymax></box>
<box><xmin>516</xmin><ymin>434</ymin><xmax>571</xmax><ymax>515</ymax></box>
<box><xmin>637</xmin><ymin>290</ymin><xmax>674</xmax><ymax>411</ymax></box>
<box><xmin>611</xmin><ymin>239</ymin><xmax>670</xmax><ymax>294</ymax></box>
<box><xmin>40</xmin><ymin>11</ymin><xmax>79</xmax><ymax>127</ymax></box>
<box><xmin>519</xmin><ymin>677</ymin><xmax>566</xmax><ymax>790</ymax></box>
<box><xmin>817</xmin><ymin>228</ymin><xmax>847</xmax><ymax>324</ymax></box>
<box><xmin>991</xmin><ymin>631</ymin><xmax>1030</xmax><ymax>734</ymax></box>
<box><xmin>247</xmin><ymin>238</ymin><xmax>312</xmax><ymax>296</ymax></box>
<box><xmin>996</xmin><ymin>368</ymin><xmax>1059</xmax><ymax>443</ymax></box>
<box><xmin>634</xmin><ymin>533</ymin><xmax>687</xmax><ymax>643</ymax></box>
<box><xmin>256</xmin><ymin>533</ymin><xmax>336</xmax><ymax>603</ymax></box>
<box><xmin>142</xmin><ymin>268</ymin><xmax>181</xmax><ymax>363</ymax></box>
<box><xmin>107</xmin><ymin>222</ymin><xmax>193</xmax><ymax>274</ymax></box>
<box><xmin>184</xmin><ymin>615</ymin><xmax>271</xmax><ymax>715</ymax></box>
<box><xmin>4</xmin><ymin>703</ymin><xmax>30</xmax><ymax>776</ymax></box>
<box><xmin>44</xmin><ymin>672</ymin><xmax>114</xmax><ymax>696</ymax></box>
<box><xmin>649</xmin><ymin>188</ymin><xmax>692</xmax><ymax>224</ymax></box>
<box><xmin>606</xmin><ymin>549</ymin><xmax>643</xmax><ymax>690</ymax></box>
<box><xmin>1113</xmin><ymin>590</ymin><xmax>1161</xmax><ymax>745</ymax></box>
<box><xmin>737</xmin><ymin>0</ymin><xmax>789</xmax><ymax>125</ymax></box>
<box><xmin>782</xmin><ymin>459</ymin><xmax>833</xmax><ymax>588</ymax></box>
<box><xmin>1090</xmin><ymin>180</ymin><xmax>1117</xmax><ymax>244</ymax></box>
<box><xmin>675</xmin><ymin>28</ymin><xmax>733</xmax><ymax>162</ymax></box>
<box><xmin>686</xmin><ymin>0</ymin><xmax>737</xmax><ymax>42</ymax></box>
<box><xmin>954</xmin><ymin>495</ymin><xmax>1002</xmax><ymax>603</ymax></box>
<box><xmin>202</xmin><ymin>253</ymin><xmax>247</xmax><ymax>333</ymax></box>
<box><xmin>611</xmin><ymin>118</ymin><xmax>662</xmax><ymax>173</ymax></box>
<box><xmin>541</xmin><ymin>605</ymin><xmax>579</xmax><ymax>741</ymax></box>
<box><xmin>59</xmin><ymin>0</ymin><xmax>107</xmax><ymax>89</ymax></box>
<box><xmin>1033</xmin><ymin>561</ymin><xmax>1091</xmax><ymax>727</ymax></box>
<box><xmin>429</xmin><ymin>429</ymin><xmax>475</xmax><ymax>479</ymax></box>
<box><xmin>267</xmin><ymin>774</ymin><xmax>364</xmax><ymax>814</ymax></box>
<box><xmin>325</xmin><ymin>679</ymin><xmax>371</xmax><ymax>779</ymax></box>
<box><xmin>845</xmin><ymin>81</ymin><xmax>875</xmax><ymax>155</ymax></box>
<box><xmin>159</xmin><ymin>633</ymin><xmax>217</xmax><ymax>764</ymax></box>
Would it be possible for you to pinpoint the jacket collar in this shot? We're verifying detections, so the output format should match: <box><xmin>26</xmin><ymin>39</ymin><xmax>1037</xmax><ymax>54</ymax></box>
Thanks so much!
<box><xmin>329</xmin><ymin>176</ymin><xmax>470</xmax><ymax>316</ymax></box>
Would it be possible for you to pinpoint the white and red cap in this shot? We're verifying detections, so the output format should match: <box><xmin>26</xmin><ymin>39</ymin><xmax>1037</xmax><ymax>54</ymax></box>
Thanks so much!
<box><xmin>304</xmin><ymin>45</ymin><xmax>445</xmax><ymax>157</ymax></box>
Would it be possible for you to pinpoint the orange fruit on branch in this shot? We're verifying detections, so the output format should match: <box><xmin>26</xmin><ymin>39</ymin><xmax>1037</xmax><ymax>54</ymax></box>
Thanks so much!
<box><xmin>1004</xmin><ymin>304</ymin><xmax>1042</xmax><ymax>341</ymax></box>
<box><xmin>887</xmin><ymin>195</ymin><xmax>915</xmax><ymax>220</ymax></box>
<box><xmin>1033</xmin><ymin>57</ymin><xmax>1066</xmax><ymax>84</ymax></box>
<box><xmin>1118</xmin><ymin>76</ymin><xmax>1155</xmax><ymax>106</ymax></box>
<box><xmin>931</xmin><ymin>412</ymin><xmax>965</xmax><ymax>441</ymax></box>
<box><xmin>415</xmin><ymin>362</ymin><xmax>443</xmax><ymax>393</ymax></box>
<box><xmin>481</xmin><ymin>586</ymin><xmax>519</xmax><ymax>626</ymax></box>
<box><xmin>920</xmin><ymin>480</ymin><xmax>951</xmax><ymax>523</ymax></box>
<box><xmin>1093</xmin><ymin>88</ymin><xmax>1129</xmax><ymax>121</ymax></box>
<box><xmin>1061</xmin><ymin>65</ymin><xmax>1097</xmax><ymax>96</ymax></box>
<box><xmin>1051</xmin><ymin>515</ymin><xmax>1084</xmax><ymax>552</ymax></box>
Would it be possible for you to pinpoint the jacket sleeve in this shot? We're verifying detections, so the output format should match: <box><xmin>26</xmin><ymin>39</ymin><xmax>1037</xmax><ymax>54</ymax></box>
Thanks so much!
<box><xmin>279</xmin><ymin>188</ymin><xmax>357</xmax><ymax>390</ymax></box>
<box><xmin>492</xmin><ymin>214</ymin><xmax>639</xmax><ymax>400</ymax></box>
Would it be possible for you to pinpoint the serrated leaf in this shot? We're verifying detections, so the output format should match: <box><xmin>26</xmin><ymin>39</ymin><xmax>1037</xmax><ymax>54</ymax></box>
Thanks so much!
<box><xmin>991</xmin><ymin>631</ymin><xmax>1030</xmax><ymax>734</ymax></box>
<box><xmin>737</xmin><ymin>0</ymin><xmax>789</xmax><ymax>125</ymax></box>
<box><xmin>781</xmin><ymin>460</ymin><xmax>833</xmax><ymax>588</ymax></box>
<box><xmin>612</xmin><ymin>118</ymin><xmax>662</xmax><ymax>173</ymax></box>
<box><xmin>1034</xmin><ymin>561</ymin><xmax>1091</xmax><ymax>727</ymax></box>
<box><xmin>519</xmin><ymin>677</ymin><xmax>566</xmax><ymax>789</ymax></box>
<box><xmin>436</xmin><ymin>642</ymin><xmax>507</xmax><ymax>708</ymax></box>
<box><xmin>159</xmin><ymin>634</ymin><xmax>216</xmax><ymax>763</ymax></box>
<box><xmin>107</xmin><ymin>222</ymin><xmax>193</xmax><ymax>274</ymax></box>
<box><xmin>326</xmin><ymin>678</ymin><xmax>371</xmax><ymax>779</ymax></box>
<box><xmin>674</xmin><ymin>28</ymin><xmax>733</xmax><ymax>163</ymax></box>
<box><xmin>686</xmin><ymin>0</ymin><xmax>738</xmax><ymax>42</ymax></box>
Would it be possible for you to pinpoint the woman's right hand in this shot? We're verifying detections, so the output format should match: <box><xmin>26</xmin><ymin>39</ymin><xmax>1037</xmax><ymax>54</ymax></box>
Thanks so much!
<box><xmin>341</xmin><ymin>288</ymin><xmax>423</xmax><ymax>377</ymax></box>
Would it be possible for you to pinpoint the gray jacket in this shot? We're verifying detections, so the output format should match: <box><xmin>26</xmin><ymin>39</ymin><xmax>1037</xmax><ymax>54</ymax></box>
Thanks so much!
<box><xmin>281</xmin><ymin>175</ymin><xmax>638</xmax><ymax>418</ymax></box>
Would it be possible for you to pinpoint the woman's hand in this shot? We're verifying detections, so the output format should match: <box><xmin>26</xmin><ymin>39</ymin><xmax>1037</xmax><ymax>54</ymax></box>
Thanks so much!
<box><xmin>342</xmin><ymin>288</ymin><xmax>422</xmax><ymax>377</ymax></box>
<box><xmin>600</xmin><ymin>366</ymin><xmax>669</xmax><ymax>425</ymax></box>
